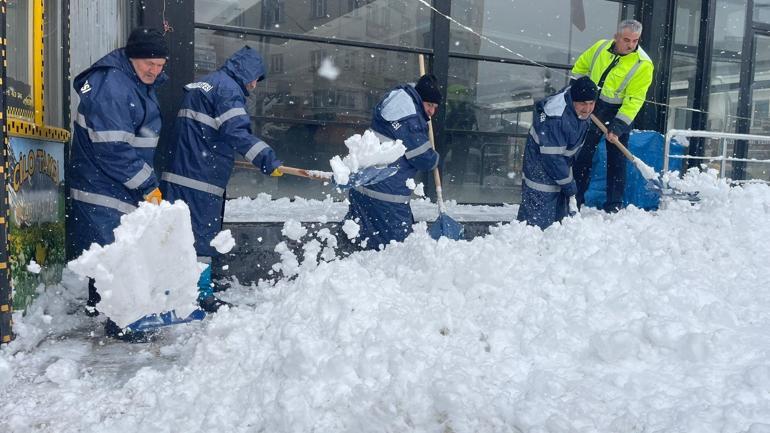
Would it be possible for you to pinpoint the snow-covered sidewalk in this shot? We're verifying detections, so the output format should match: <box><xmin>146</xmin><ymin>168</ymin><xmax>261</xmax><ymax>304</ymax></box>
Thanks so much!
<box><xmin>1</xmin><ymin>170</ymin><xmax>770</xmax><ymax>433</ymax></box>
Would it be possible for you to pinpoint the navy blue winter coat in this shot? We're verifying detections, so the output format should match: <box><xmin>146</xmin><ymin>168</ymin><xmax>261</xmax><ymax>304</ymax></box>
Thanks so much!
<box><xmin>67</xmin><ymin>48</ymin><xmax>167</xmax><ymax>256</ymax></box>
<box><xmin>161</xmin><ymin>47</ymin><xmax>281</xmax><ymax>259</ymax></box>
<box><xmin>345</xmin><ymin>84</ymin><xmax>439</xmax><ymax>250</ymax></box>
<box><xmin>517</xmin><ymin>88</ymin><xmax>589</xmax><ymax>229</ymax></box>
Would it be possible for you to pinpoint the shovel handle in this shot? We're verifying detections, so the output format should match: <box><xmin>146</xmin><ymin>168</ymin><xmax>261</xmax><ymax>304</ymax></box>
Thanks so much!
<box><xmin>277</xmin><ymin>165</ymin><xmax>331</xmax><ymax>181</ymax></box>
<box><xmin>418</xmin><ymin>54</ymin><xmax>447</xmax><ymax>213</ymax></box>
<box><xmin>589</xmin><ymin>114</ymin><xmax>636</xmax><ymax>162</ymax></box>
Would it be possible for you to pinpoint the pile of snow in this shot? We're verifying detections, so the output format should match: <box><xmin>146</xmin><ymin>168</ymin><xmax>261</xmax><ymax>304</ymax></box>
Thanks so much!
<box><xmin>329</xmin><ymin>130</ymin><xmax>406</xmax><ymax>186</ymax></box>
<box><xmin>3</xmin><ymin>170</ymin><xmax>770</xmax><ymax>432</ymax></box>
<box><xmin>210</xmin><ymin>229</ymin><xmax>236</xmax><ymax>254</ymax></box>
<box><xmin>67</xmin><ymin>201</ymin><xmax>202</xmax><ymax>327</ymax></box>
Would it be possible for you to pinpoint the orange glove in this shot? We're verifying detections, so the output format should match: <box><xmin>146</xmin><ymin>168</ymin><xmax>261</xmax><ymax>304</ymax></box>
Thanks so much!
<box><xmin>144</xmin><ymin>187</ymin><xmax>162</xmax><ymax>205</ymax></box>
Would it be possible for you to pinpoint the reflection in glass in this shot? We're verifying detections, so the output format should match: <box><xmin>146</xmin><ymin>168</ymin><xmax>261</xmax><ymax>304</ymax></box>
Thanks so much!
<box><xmin>755</xmin><ymin>0</ymin><xmax>770</xmax><ymax>24</ymax></box>
<box><xmin>195</xmin><ymin>29</ymin><xmax>426</xmax><ymax>199</ymax></box>
<box><xmin>7</xmin><ymin>0</ymin><xmax>34</xmax><ymax>122</ymax></box>
<box><xmin>747</xmin><ymin>35</ymin><xmax>770</xmax><ymax>181</ymax></box>
<box><xmin>449</xmin><ymin>0</ymin><xmax>635</xmax><ymax>64</ymax></box>
<box><xmin>442</xmin><ymin>58</ymin><xmax>569</xmax><ymax>204</ymax></box>
<box><xmin>709</xmin><ymin>0</ymin><xmax>747</xmax><ymax>133</ymax></box>
<box><xmin>44</xmin><ymin>0</ymin><xmax>65</xmax><ymax>128</ymax></box>
<box><xmin>667</xmin><ymin>0</ymin><xmax>701</xmax><ymax>130</ymax></box>
<box><xmin>195</xmin><ymin>0</ymin><xmax>432</xmax><ymax>49</ymax></box>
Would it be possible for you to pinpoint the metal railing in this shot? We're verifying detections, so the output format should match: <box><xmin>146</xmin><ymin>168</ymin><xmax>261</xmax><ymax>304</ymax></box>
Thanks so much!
<box><xmin>664</xmin><ymin>129</ymin><xmax>770</xmax><ymax>180</ymax></box>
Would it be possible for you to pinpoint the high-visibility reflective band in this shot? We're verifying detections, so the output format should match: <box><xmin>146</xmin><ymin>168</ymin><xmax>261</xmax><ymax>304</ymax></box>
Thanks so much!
<box><xmin>178</xmin><ymin>107</ymin><xmax>248</xmax><ymax>130</ymax></box>
<box><xmin>615</xmin><ymin>61</ymin><xmax>643</xmax><ymax>97</ymax></box>
<box><xmin>245</xmin><ymin>141</ymin><xmax>269</xmax><ymax>162</ymax></box>
<box><xmin>599</xmin><ymin>94</ymin><xmax>623</xmax><ymax>104</ymax></box>
<box><xmin>132</xmin><ymin>136</ymin><xmax>160</xmax><ymax>148</ymax></box>
<box><xmin>162</xmin><ymin>172</ymin><xmax>225</xmax><ymax>196</ymax></box>
<box><xmin>216</xmin><ymin>107</ymin><xmax>248</xmax><ymax>125</ymax></box>
<box><xmin>564</xmin><ymin>146</ymin><xmax>581</xmax><ymax>157</ymax></box>
<box><xmin>75</xmin><ymin>113</ymin><xmax>158</xmax><ymax>148</ymax></box>
<box><xmin>353</xmin><ymin>186</ymin><xmax>410</xmax><ymax>204</ymax></box>
<box><xmin>589</xmin><ymin>40</ymin><xmax>613</xmax><ymax>76</ymax></box>
<box><xmin>540</xmin><ymin>145</ymin><xmax>567</xmax><ymax>155</ymax></box>
<box><xmin>522</xmin><ymin>175</ymin><xmax>561</xmax><ymax>193</ymax></box>
<box><xmin>555</xmin><ymin>169</ymin><xmax>574</xmax><ymax>186</ymax></box>
<box><xmin>71</xmin><ymin>188</ymin><xmax>137</xmax><ymax>214</ymax></box>
<box><xmin>124</xmin><ymin>163</ymin><xmax>154</xmax><ymax>189</ymax></box>
<box><xmin>616</xmin><ymin>113</ymin><xmax>633</xmax><ymax>125</ymax></box>
<box><xmin>197</xmin><ymin>256</ymin><xmax>212</xmax><ymax>264</ymax></box>
<box><xmin>178</xmin><ymin>109</ymin><xmax>218</xmax><ymax>129</ymax></box>
<box><xmin>529</xmin><ymin>127</ymin><xmax>540</xmax><ymax>144</ymax></box>
<box><xmin>405</xmin><ymin>141</ymin><xmax>432</xmax><ymax>159</ymax></box>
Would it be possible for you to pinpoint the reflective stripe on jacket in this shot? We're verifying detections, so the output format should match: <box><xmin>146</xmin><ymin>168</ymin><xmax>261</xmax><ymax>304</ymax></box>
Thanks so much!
<box><xmin>571</xmin><ymin>39</ymin><xmax>654</xmax><ymax>128</ymax></box>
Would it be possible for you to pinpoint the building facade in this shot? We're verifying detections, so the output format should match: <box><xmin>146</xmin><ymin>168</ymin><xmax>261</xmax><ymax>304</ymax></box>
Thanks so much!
<box><xmin>136</xmin><ymin>0</ymin><xmax>770</xmax><ymax>206</ymax></box>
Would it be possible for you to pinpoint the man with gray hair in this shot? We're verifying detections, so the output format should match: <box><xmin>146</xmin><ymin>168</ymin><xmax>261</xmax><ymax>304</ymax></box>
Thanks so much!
<box><xmin>570</xmin><ymin>19</ymin><xmax>654</xmax><ymax>212</ymax></box>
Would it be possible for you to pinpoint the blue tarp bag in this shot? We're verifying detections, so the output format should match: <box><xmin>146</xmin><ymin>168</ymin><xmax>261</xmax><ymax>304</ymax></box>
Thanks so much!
<box><xmin>584</xmin><ymin>131</ymin><xmax>686</xmax><ymax>210</ymax></box>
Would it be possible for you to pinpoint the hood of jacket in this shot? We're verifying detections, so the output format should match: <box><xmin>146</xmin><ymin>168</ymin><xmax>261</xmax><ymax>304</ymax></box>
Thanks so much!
<box><xmin>73</xmin><ymin>48</ymin><xmax>168</xmax><ymax>91</ymax></box>
<box><xmin>221</xmin><ymin>46</ymin><xmax>266</xmax><ymax>97</ymax></box>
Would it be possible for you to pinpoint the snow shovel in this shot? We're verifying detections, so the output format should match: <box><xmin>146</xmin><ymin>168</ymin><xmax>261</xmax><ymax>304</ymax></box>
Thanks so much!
<box><xmin>589</xmin><ymin>115</ymin><xmax>699</xmax><ymax>202</ymax></box>
<box><xmin>418</xmin><ymin>55</ymin><xmax>464</xmax><ymax>240</ymax></box>
<box><xmin>277</xmin><ymin>165</ymin><xmax>397</xmax><ymax>190</ymax></box>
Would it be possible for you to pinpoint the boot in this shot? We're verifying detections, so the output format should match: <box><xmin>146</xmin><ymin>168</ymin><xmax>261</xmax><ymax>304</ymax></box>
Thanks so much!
<box><xmin>103</xmin><ymin>319</ymin><xmax>157</xmax><ymax>343</ymax></box>
<box><xmin>198</xmin><ymin>295</ymin><xmax>233</xmax><ymax>313</ymax></box>
<box><xmin>85</xmin><ymin>279</ymin><xmax>101</xmax><ymax>317</ymax></box>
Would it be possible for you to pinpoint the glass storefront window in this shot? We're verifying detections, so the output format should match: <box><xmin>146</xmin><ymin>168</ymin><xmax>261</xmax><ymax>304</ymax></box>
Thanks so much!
<box><xmin>442</xmin><ymin>58</ymin><xmax>570</xmax><ymax>204</ymax></box>
<box><xmin>195</xmin><ymin>0</ymin><xmax>432</xmax><ymax>49</ymax></box>
<box><xmin>709</xmin><ymin>0</ymin><xmax>747</xmax><ymax>133</ymax></box>
<box><xmin>667</xmin><ymin>0</ymin><xmax>701</xmax><ymax>130</ymax></box>
<box><xmin>755</xmin><ymin>0</ymin><xmax>770</xmax><ymax>24</ymax></box>
<box><xmin>6</xmin><ymin>0</ymin><xmax>34</xmax><ymax>122</ymax></box>
<box><xmin>195</xmin><ymin>29</ymin><xmax>426</xmax><ymax>199</ymax></box>
<box><xmin>44</xmin><ymin>0</ymin><xmax>65</xmax><ymax>128</ymax></box>
<box><xmin>449</xmin><ymin>0</ymin><xmax>635</xmax><ymax>64</ymax></box>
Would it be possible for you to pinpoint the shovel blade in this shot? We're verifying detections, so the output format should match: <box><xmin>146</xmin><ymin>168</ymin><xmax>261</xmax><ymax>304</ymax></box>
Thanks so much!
<box><xmin>429</xmin><ymin>212</ymin><xmax>464</xmax><ymax>240</ymax></box>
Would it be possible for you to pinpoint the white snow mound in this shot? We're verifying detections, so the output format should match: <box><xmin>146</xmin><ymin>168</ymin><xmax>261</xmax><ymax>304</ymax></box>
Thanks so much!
<box><xmin>67</xmin><ymin>201</ymin><xmax>200</xmax><ymax>327</ymax></box>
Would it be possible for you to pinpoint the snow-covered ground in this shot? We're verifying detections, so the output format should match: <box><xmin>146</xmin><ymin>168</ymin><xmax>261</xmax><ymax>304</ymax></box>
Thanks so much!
<box><xmin>2</xmin><ymin>169</ymin><xmax>770</xmax><ymax>433</ymax></box>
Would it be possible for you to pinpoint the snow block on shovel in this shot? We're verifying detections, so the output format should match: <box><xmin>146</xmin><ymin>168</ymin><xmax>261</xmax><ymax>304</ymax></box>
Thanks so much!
<box><xmin>585</xmin><ymin>131</ymin><xmax>686</xmax><ymax>210</ymax></box>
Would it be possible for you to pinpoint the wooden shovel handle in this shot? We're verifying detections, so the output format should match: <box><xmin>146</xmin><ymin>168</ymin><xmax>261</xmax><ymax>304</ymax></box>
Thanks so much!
<box><xmin>278</xmin><ymin>165</ymin><xmax>331</xmax><ymax>181</ymax></box>
<box><xmin>589</xmin><ymin>114</ymin><xmax>635</xmax><ymax>162</ymax></box>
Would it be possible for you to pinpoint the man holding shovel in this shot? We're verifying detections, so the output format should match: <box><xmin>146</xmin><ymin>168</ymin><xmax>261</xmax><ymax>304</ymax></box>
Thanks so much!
<box><xmin>571</xmin><ymin>19</ymin><xmax>654</xmax><ymax>212</ymax></box>
<box><xmin>517</xmin><ymin>77</ymin><xmax>597</xmax><ymax>229</ymax></box>
<box><xmin>161</xmin><ymin>46</ymin><xmax>283</xmax><ymax>312</ymax></box>
<box><xmin>344</xmin><ymin>75</ymin><xmax>441</xmax><ymax>250</ymax></box>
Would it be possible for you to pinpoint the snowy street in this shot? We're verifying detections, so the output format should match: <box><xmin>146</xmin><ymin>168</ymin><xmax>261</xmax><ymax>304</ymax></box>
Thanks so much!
<box><xmin>1</xmin><ymin>170</ymin><xmax>770</xmax><ymax>433</ymax></box>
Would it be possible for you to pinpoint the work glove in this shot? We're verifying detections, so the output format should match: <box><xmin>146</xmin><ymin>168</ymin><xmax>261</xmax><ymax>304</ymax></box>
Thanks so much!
<box><xmin>568</xmin><ymin>195</ymin><xmax>578</xmax><ymax>217</ymax></box>
<box><xmin>270</xmin><ymin>168</ymin><xmax>283</xmax><ymax>177</ymax></box>
<box><xmin>144</xmin><ymin>187</ymin><xmax>162</xmax><ymax>205</ymax></box>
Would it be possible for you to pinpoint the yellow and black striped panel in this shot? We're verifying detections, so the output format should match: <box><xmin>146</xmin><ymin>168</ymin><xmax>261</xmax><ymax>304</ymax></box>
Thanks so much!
<box><xmin>8</xmin><ymin>119</ymin><xmax>70</xmax><ymax>142</ymax></box>
<box><xmin>0</xmin><ymin>0</ymin><xmax>12</xmax><ymax>345</ymax></box>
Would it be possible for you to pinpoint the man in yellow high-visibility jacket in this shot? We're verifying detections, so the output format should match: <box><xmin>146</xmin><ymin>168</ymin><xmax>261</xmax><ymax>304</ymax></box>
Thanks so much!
<box><xmin>571</xmin><ymin>19</ymin><xmax>653</xmax><ymax>212</ymax></box>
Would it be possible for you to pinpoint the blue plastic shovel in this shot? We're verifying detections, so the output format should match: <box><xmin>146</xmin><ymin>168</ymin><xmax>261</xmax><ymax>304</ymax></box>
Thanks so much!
<box><xmin>419</xmin><ymin>55</ymin><xmax>464</xmax><ymax>240</ymax></box>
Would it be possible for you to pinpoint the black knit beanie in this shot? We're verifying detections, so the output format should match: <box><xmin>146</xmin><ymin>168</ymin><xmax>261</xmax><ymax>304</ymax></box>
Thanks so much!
<box><xmin>570</xmin><ymin>76</ymin><xmax>598</xmax><ymax>102</ymax></box>
<box><xmin>415</xmin><ymin>74</ymin><xmax>442</xmax><ymax>104</ymax></box>
<box><xmin>125</xmin><ymin>27</ymin><xmax>169</xmax><ymax>59</ymax></box>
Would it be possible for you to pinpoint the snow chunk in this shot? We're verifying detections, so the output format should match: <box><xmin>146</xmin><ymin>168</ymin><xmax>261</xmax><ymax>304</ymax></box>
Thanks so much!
<box><xmin>317</xmin><ymin>57</ymin><xmax>340</xmax><ymax>80</ymax></box>
<box><xmin>330</xmin><ymin>130</ymin><xmax>405</xmax><ymax>185</ymax></box>
<box><xmin>210</xmin><ymin>229</ymin><xmax>236</xmax><ymax>254</ymax></box>
<box><xmin>45</xmin><ymin>358</ymin><xmax>79</xmax><ymax>385</ymax></box>
<box><xmin>26</xmin><ymin>260</ymin><xmax>41</xmax><ymax>274</ymax></box>
<box><xmin>282</xmin><ymin>220</ymin><xmax>307</xmax><ymax>241</ymax></box>
<box><xmin>67</xmin><ymin>201</ymin><xmax>200</xmax><ymax>328</ymax></box>
<box><xmin>341</xmin><ymin>219</ymin><xmax>360</xmax><ymax>240</ymax></box>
